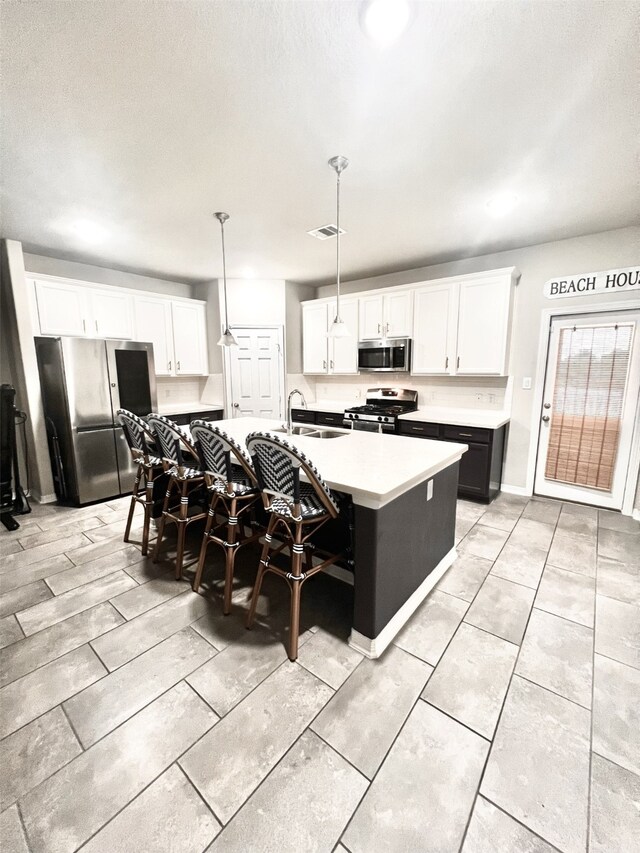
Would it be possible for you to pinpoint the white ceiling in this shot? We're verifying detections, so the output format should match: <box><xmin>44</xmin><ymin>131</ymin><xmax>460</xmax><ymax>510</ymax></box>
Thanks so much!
<box><xmin>1</xmin><ymin>0</ymin><xmax>638</xmax><ymax>286</ymax></box>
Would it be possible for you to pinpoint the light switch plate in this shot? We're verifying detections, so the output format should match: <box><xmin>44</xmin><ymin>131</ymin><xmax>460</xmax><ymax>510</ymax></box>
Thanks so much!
<box><xmin>522</xmin><ymin>377</ymin><xmax>532</xmax><ymax>390</ymax></box>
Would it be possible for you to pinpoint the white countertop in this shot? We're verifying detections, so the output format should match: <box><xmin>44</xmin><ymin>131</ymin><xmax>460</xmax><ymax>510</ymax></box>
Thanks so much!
<box><xmin>158</xmin><ymin>401</ymin><xmax>224</xmax><ymax>416</ymax></box>
<box><xmin>215</xmin><ymin>416</ymin><xmax>466</xmax><ymax>510</ymax></box>
<box><xmin>398</xmin><ymin>407</ymin><xmax>511</xmax><ymax>429</ymax></box>
<box><xmin>303</xmin><ymin>400</ymin><xmax>349</xmax><ymax>414</ymax></box>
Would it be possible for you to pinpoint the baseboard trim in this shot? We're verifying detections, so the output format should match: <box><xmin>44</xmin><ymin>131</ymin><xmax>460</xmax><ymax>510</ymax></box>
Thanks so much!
<box><xmin>500</xmin><ymin>483</ymin><xmax>531</xmax><ymax>497</ymax></box>
<box><xmin>633</xmin><ymin>508</ymin><xmax>640</xmax><ymax>522</ymax></box>
<box><xmin>348</xmin><ymin>546</ymin><xmax>457</xmax><ymax>659</ymax></box>
<box><xmin>32</xmin><ymin>492</ymin><xmax>58</xmax><ymax>504</ymax></box>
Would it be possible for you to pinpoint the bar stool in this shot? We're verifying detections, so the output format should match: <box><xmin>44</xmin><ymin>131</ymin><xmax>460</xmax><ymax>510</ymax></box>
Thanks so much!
<box><xmin>245</xmin><ymin>431</ymin><xmax>347</xmax><ymax>661</ymax></box>
<box><xmin>116</xmin><ymin>409</ymin><xmax>165</xmax><ymax>556</ymax></box>
<box><xmin>147</xmin><ymin>415</ymin><xmax>207</xmax><ymax>579</ymax></box>
<box><xmin>190</xmin><ymin>420</ymin><xmax>263</xmax><ymax>613</ymax></box>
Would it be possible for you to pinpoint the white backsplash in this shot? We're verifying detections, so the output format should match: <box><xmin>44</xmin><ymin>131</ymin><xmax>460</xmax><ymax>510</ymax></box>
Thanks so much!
<box><xmin>156</xmin><ymin>376</ymin><xmax>208</xmax><ymax>405</ymax></box>
<box><xmin>311</xmin><ymin>374</ymin><xmax>511</xmax><ymax>410</ymax></box>
<box><xmin>201</xmin><ymin>374</ymin><xmax>224</xmax><ymax>405</ymax></box>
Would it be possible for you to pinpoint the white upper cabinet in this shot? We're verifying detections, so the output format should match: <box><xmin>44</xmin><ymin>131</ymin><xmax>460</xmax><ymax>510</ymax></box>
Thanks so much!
<box><xmin>171</xmin><ymin>300</ymin><xmax>208</xmax><ymax>375</ymax></box>
<box><xmin>359</xmin><ymin>291</ymin><xmax>412</xmax><ymax>339</ymax></box>
<box><xmin>328</xmin><ymin>298</ymin><xmax>359</xmax><ymax>374</ymax></box>
<box><xmin>133</xmin><ymin>295</ymin><xmax>174</xmax><ymax>376</ymax></box>
<box><xmin>302</xmin><ymin>302</ymin><xmax>330</xmax><ymax>373</ymax></box>
<box><xmin>34</xmin><ymin>279</ymin><xmax>88</xmax><ymax>336</ymax></box>
<box><xmin>302</xmin><ymin>299</ymin><xmax>359</xmax><ymax>374</ymax></box>
<box><xmin>456</xmin><ymin>274</ymin><xmax>514</xmax><ymax>375</ymax></box>
<box><xmin>30</xmin><ymin>274</ymin><xmax>210</xmax><ymax>377</ymax></box>
<box><xmin>412</xmin><ymin>283</ymin><xmax>458</xmax><ymax>375</ymax></box>
<box><xmin>412</xmin><ymin>270</ymin><xmax>516</xmax><ymax>376</ymax></box>
<box><xmin>88</xmin><ymin>289</ymin><xmax>133</xmax><ymax>339</ymax></box>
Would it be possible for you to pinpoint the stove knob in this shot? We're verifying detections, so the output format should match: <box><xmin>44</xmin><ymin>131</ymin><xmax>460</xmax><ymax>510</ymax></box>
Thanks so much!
<box><xmin>377</xmin><ymin>416</ymin><xmax>382</xmax><ymax>422</ymax></box>
<box><xmin>354</xmin><ymin>413</ymin><xmax>359</xmax><ymax>420</ymax></box>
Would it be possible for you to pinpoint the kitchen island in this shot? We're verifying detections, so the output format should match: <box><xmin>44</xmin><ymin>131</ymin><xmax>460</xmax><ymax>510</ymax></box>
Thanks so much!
<box><xmin>210</xmin><ymin>417</ymin><xmax>467</xmax><ymax>658</ymax></box>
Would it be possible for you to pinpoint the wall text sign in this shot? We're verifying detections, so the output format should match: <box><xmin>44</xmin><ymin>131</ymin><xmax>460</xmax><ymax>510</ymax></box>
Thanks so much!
<box><xmin>544</xmin><ymin>266</ymin><xmax>640</xmax><ymax>299</ymax></box>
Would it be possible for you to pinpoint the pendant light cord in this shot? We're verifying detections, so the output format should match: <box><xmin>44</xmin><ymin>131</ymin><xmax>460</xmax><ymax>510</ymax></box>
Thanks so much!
<box><xmin>220</xmin><ymin>218</ymin><xmax>230</xmax><ymax>332</ymax></box>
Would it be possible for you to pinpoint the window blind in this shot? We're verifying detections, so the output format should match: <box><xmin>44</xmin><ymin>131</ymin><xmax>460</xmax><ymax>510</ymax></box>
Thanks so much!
<box><xmin>544</xmin><ymin>323</ymin><xmax>634</xmax><ymax>491</ymax></box>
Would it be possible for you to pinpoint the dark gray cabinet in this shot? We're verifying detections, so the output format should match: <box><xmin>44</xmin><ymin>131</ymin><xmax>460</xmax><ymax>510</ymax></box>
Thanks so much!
<box><xmin>398</xmin><ymin>419</ymin><xmax>506</xmax><ymax>502</ymax></box>
<box><xmin>291</xmin><ymin>407</ymin><xmax>344</xmax><ymax>427</ymax></box>
<box><xmin>166</xmin><ymin>408</ymin><xmax>223</xmax><ymax>426</ymax></box>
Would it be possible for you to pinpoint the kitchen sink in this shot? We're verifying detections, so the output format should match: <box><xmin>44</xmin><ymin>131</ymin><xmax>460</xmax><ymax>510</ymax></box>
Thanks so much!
<box><xmin>272</xmin><ymin>426</ymin><xmax>318</xmax><ymax>436</ymax></box>
<box><xmin>271</xmin><ymin>427</ymin><xmax>347</xmax><ymax>439</ymax></box>
<box><xmin>307</xmin><ymin>429</ymin><xmax>347</xmax><ymax>439</ymax></box>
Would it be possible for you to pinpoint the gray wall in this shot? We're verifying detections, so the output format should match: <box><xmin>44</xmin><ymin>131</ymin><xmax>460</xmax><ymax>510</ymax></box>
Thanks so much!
<box><xmin>317</xmin><ymin>225</ymin><xmax>640</xmax><ymax>493</ymax></box>
<box><xmin>286</xmin><ymin>281</ymin><xmax>315</xmax><ymax>373</ymax></box>
<box><xmin>23</xmin><ymin>253</ymin><xmax>193</xmax><ymax>298</ymax></box>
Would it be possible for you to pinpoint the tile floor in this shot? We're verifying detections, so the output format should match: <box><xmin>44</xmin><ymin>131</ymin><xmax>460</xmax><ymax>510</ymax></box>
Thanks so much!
<box><xmin>0</xmin><ymin>492</ymin><xmax>638</xmax><ymax>853</ymax></box>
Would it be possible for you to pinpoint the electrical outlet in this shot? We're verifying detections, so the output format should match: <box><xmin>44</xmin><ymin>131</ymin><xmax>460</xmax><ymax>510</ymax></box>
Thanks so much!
<box><xmin>488</xmin><ymin>393</ymin><xmax>496</xmax><ymax>404</ymax></box>
<box><xmin>475</xmin><ymin>393</ymin><xmax>483</xmax><ymax>402</ymax></box>
<box><xmin>354</xmin><ymin>389</ymin><xmax>362</xmax><ymax>399</ymax></box>
<box><xmin>522</xmin><ymin>377</ymin><xmax>532</xmax><ymax>390</ymax></box>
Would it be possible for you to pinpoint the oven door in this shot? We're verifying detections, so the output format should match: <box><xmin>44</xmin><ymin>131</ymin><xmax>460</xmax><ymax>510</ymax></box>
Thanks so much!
<box><xmin>348</xmin><ymin>419</ymin><xmax>395</xmax><ymax>434</ymax></box>
<box><xmin>357</xmin><ymin>339</ymin><xmax>410</xmax><ymax>372</ymax></box>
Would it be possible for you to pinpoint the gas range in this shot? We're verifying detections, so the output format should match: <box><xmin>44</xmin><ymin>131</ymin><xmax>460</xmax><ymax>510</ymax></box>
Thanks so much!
<box><xmin>343</xmin><ymin>388</ymin><xmax>418</xmax><ymax>433</ymax></box>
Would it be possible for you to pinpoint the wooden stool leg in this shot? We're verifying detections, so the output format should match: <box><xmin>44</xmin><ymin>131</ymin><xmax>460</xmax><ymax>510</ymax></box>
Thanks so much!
<box><xmin>124</xmin><ymin>465</ymin><xmax>142</xmax><ymax>544</ymax></box>
<box><xmin>175</xmin><ymin>481</ymin><xmax>189</xmax><ymax>580</ymax></box>
<box><xmin>288</xmin><ymin>524</ymin><xmax>304</xmax><ymax>661</ymax></box>
<box><xmin>193</xmin><ymin>495</ymin><xmax>218</xmax><ymax>594</ymax></box>
<box><xmin>153</xmin><ymin>480</ymin><xmax>173</xmax><ymax>563</ymax></box>
<box><xmin>141</xmin><ymin>473</ymin><xmax>153</xmax><ymax>557</ymax></box>
<box><xmin>246</xmin><ymin>515</ymin><xmax>276</xmax><ymax>628</ymax></box>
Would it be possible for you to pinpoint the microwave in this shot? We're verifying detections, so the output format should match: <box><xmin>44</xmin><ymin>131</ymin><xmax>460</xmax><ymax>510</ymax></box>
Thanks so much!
<box><xmin>357</xmin><ymin>338</ymin><xmax>412</xmax><ymax>372</ymax></box>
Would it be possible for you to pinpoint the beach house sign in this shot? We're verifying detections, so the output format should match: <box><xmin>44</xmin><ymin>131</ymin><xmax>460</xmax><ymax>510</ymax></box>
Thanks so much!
<box><xmin>544</xmin><ymin>266</ymin><xmax>640</xmax><ymax>299</ymax></box>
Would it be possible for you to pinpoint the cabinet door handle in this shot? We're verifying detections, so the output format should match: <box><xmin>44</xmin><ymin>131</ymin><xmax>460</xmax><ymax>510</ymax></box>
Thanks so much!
<box><xmin>330</xmin><ymin>360</ymin><xmax>334</xmax><ymax>370</ymax></box>
<box><xmin>459</xmin><ymin>432</ymin><xmax>473</xmax><ymax>437</ymax></box>
<box><xmin>168</xmin><ymin>360</ymin><xmax>172</xmax><ymax>371</ymax></box>
<box><xmin>322</xmin><ymin>360</ymin><xmax>327</xmax><ymax>370</ymax></box>
<box><xmin>386</xmin><ymin>322</ymin><xmax>390</xmax><ymax>335</ymax></box>
<box><xmin>445</xmin><ymin>356</ymin><xmax>449</xmax><ymax>369</ymax></box>
<box><xmin>457</xmin><ymin>356</ymin><xmax>460</xmax><ymax>369</ymax></box>
<box><xmin>377</xmin><ymin>323</ymin><xmax>381</xmax><ymax>334</ymax></box>
<box><xmin>177</xmin><ymin>361</ymin><xmax>180</xmax><ymax>371</ymax></box>
<box><xmin>82</xmin><ymin>319</ymin><xmax>86</xmax><ymax>333</ymax></box>
<box><xmin>411</xmin><ymin>427</ymin><xmax>423</xmax><ymax>432</ymax></box>
<box><xmin>95</xmin><ymin>320</ymin><xmax>99</xmax><ymax>333</ymax></box>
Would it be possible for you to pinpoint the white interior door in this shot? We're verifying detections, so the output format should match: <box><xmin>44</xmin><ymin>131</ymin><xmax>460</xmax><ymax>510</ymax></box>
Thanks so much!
<box><xmin>227</xmin><ymin>327</ymin><xmax>284</xmax><ymax>419</ymax></box>
<box><xmin>534</xmin><ymin>310</ymin><xmax>640</xmax><ymax>509</ymax></box>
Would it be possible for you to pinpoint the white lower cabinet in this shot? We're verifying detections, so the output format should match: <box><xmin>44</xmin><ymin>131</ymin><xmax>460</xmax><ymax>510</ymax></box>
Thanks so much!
<box><xmin>302</xmin><ymin>299</ymin><xmax>358</xmax><ymax>374</ymax></box>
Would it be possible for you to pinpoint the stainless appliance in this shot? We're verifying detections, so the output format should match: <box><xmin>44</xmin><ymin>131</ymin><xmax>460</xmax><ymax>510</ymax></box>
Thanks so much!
<box><xmin>343</xmin><ymin>388</ymin><xmax>418</xmax><ymax>433</ymax></box>
<box><xmin>35</xmin><ymin>336</ymin><xmax>157</xmax><ymax>505</ymax></box>
<box><xmin>357</xmin><ymin>338</ymin><xmax>411</xmax><ymax>372</ymax></box>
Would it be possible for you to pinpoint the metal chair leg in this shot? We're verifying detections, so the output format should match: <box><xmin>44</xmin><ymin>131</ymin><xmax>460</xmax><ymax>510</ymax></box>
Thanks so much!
<box><xmin>192</xmin><ymin>496</ymin><xmax>218</xmax><ymax>593</ymax></box>
<box><xmin>175</xmin><ymin>482</ymin><xmax>189</xmax><ymax>580</ymax></box>
<box><xmin>246</xmin><ymin>515</ymin><xmax>276</xmax><ymax>628</ymax></box>
<box><xmin>124</xmin><ymin>465</ymin><xmax>142</xmax><ymax>544</ymax></box>
<box><xmin>152</xmin><ymin>480</ymin><xmax>173</xmax><ymax>563</ymax></box>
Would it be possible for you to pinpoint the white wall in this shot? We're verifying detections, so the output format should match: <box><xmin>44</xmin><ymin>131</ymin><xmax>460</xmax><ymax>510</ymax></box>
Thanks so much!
<box><xmin>316</xmin><ymin>225</ymin><xmax>640</xmax><ymax>492</ymax></box>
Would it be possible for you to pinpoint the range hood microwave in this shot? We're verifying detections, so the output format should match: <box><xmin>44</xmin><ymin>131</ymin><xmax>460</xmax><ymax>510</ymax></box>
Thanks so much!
<box><xmin>357</xmin><ymin>338</ymin><xmax>412</xmax><ymax>373</ymax></box>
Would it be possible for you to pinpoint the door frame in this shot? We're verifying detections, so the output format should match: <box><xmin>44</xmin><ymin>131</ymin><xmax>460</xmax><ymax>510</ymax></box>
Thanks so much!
<box><xmin>221</xmin><ymin>324</ymin><xmax>286</xmax><ymax>420</ymax></box>
<box><xmin>526</xmin><ymin>298</ymin><xmax>640</xmax><ymax>515</ymax></box>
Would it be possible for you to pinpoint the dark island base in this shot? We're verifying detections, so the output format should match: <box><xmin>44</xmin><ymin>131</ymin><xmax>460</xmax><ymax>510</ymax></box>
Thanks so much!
<box><xmin>348</xmin><ymin>461</ymin><xmax>459</xmax><ymax>658</ymax></box>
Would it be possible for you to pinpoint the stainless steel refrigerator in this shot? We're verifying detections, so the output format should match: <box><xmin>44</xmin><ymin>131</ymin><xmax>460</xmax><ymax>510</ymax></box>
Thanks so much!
<box><xmin>35</xmin><ymin>336</ymin><xmax>158</xmax><ymax>505</ymax></box>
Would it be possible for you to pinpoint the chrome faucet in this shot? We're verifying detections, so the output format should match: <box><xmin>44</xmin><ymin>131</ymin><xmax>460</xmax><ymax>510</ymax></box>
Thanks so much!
<box><xmin>286</xmin><ymin>389</ymin><xmax>307</xmax><ymax>434</ymax></box>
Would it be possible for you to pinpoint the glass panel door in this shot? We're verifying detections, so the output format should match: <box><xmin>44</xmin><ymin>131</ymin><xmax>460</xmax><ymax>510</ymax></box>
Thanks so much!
<box><xmin>535</xmin><ymin>311</ymin><xmax>640</xmax><ymax>509</ymax></box>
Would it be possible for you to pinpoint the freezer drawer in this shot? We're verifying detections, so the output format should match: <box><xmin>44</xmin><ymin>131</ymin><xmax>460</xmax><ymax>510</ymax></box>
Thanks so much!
<box><xmin>74</xmin><ymin>428</ymin><xmax>121</xmax><ymax>504</ymax></box>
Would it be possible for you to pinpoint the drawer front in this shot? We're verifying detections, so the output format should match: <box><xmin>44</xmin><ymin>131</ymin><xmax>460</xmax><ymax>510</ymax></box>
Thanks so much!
<box><xmin>315</xmin><ymin>411</ymin><xmax>345</xmax><ymax>427</ymax></box>
<box><xmin>398</xmin><ymin>420</ymin><xmax>440</xmax><ymax>438</ymax></box>
<box><xmin>190</xmin><ymin>409</ymin><xmax>223</xmax><ymax>422</ymax></box>
<box><xmin>170</xmin><ymin>414</ymin><xmax>191</xmax><ymax>426</ymax></box>
<box><xmin>292</xmin><ymin>408</ymin><xmax>316</xmax><ymax>424</ymax></box>
<box><xmin>442</xmin><ymin>425</ymin><xmax>491</xmax><ymax>444</ymax></box>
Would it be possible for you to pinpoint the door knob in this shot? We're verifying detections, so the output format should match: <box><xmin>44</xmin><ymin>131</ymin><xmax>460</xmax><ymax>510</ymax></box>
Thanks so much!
<box><xmin>233</xmin><ymin>403</ymin><xmax>239</xmax><ymax>408</ymax></box>
<box><xmin>542</xmin><ymin>415</ymin><xmax>550</xmax><ymax>422</ymax></box>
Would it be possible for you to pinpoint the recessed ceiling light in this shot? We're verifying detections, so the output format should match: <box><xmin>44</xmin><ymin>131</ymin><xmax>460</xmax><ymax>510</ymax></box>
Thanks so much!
<box><xmin>361</xmin><ymin>0</ymin><xmax>412</xmax><ymax>47</ymax></box>
<box><xmin>485</xmin><ymin>192</ymin><xmax>519</xmax><ymax>217</ymax></box>
<box><xmin>70</xmin><ymin>218</ymin><xmax>108</xmax><ymax>243</ymax></box>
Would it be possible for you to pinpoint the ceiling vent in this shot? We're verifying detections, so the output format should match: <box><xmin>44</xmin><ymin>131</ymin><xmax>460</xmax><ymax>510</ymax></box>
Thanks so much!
<box><xmin>307</xmin><ymin>224</ymin><xmax>346</xmax><ymax>240</ymax></box>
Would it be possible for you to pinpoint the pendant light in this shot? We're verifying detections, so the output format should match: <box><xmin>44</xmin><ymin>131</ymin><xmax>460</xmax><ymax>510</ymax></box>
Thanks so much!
<box><xmin>214</xmin><ymin>211</ymin><xmax>237</xmax><ymax>347</ymax></box>
<box><xmin>327</xmin><ymin>155</ymin><xmax>350</xmax><ymax>338</ymax></box>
